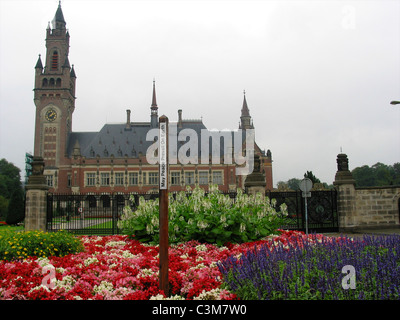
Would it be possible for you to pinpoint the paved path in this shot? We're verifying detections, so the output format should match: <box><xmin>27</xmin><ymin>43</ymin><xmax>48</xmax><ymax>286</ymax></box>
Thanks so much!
<box><xmin>50</xmin><ymin>218</ymin><xmax>112</xmax><ymax>230</ymax></box>
<box><xmin>322</xmin><ymin>227</ymin><xmax>400</xmax><ymax>238</ymax></box>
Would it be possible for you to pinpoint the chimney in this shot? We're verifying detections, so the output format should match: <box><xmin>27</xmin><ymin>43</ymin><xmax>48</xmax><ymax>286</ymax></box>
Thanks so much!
<box><xmin>178</xmin><ymin>109</ymin><xmax>182</xmax><ymax>128</ymax></box>
<box><xmin>126</xmin><ymin>109</ymin><xmax>131</xmax><ymax>130</ymax></box>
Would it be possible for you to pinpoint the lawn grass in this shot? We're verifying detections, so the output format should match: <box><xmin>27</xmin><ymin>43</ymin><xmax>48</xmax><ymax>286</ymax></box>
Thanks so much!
<box><xmin>0</xmin><ymin>224</ymin><xmax>24</xmax><ymax>233</ymax></box>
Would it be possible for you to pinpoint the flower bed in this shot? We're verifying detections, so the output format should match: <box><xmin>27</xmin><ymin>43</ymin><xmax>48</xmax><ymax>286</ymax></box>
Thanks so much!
<box><xmin>0</xmin><ymin>229</ymin><xmax>309</xmax><ymax>300</ymax></box>
<box><xmin>218</xmin><ymin>233</ymin><xmax>400</xmax><ymax>300</ymax></box>
<box><xmin>2</xmin><ymin>229</ymin><xmax>398</xmax><ymax>300</ymax></box>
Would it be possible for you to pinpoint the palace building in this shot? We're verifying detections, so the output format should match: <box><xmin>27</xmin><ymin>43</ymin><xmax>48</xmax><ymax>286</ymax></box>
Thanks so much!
<box><xmin>33</xmin><ymin>3</ymin><xmax>273</xmax><ymax>195</ymax></box>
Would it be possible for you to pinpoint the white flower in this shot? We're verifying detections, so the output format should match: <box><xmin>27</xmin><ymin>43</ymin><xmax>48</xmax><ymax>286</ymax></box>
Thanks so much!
<box><xmin>150</xmin><ymin>294</ymin><xmax>184</xmax><ymax>300</ymax></box>
<box><xmin>197</xmin><ymin>220</ymin><xmax>209</xmax><ymax>230</ymax></box>
<box><xmin>193</xmin><ymin>288</ymin><xmax>226</xmax><ymax>300</ymax></box>
<box><xmin>121</xmin><ymin>250</ymin><xmax>135</xmax><ymax>259</ymax></box>
<box><xmin>84</xmin><ymin>257</ymin><xmax>99</xmax><ymax>266</ymax></box>
<box><xmin>138</xmin><ymin>268</ymin><xmax>155</xmax><ymax>278</ymax></box>
<box><xmin>105</xmin><ymin>241</ymin><xmax>126</xmax><ymax>247</ymax></box>
<box><xmin>93</xmin><ymin>281</ymin><xmax>114</xmax><ymax>293</ymax></box>
<box><xmin>195</xmin><ymin>244</ymin><xmax>208</xmax><ymax>252</ymax></box>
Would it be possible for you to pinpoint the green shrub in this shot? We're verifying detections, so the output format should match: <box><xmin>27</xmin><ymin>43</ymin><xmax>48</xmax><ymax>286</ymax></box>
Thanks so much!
<box><xmin>118</xmin><ymin>185</ymin><xmax>289</xmax><ymax>245</ymax></box>
<box><xmin>0</xmin><ymin>230</ymin><xmax>84</xmax><ymax>261</ymax></box>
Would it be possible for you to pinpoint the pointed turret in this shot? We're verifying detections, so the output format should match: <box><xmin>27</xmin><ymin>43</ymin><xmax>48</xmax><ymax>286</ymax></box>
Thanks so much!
<box><xmin>241</xmin><ymin>91</ymin><xmax>250</xmax><ymax>117</ymax></box>
<box><xmin>150</xmin><ymin>80</ymin><xmax>158</xmax><ymax>128</ymax></box>
<box><xmin>52</xmin><ymin>1</ymin><xmax>66</xmax><ymax>30</ymax></box>
<box><xmin>151</xmin><ymin>80</ymin><xmax>158</xmax><ymax>109</ymax></box>
<box><xmin>70</xmin><ymin>64</ymin><xmax>76</xmax><ymax>78</ymax></box>
<box><xmin>35</xmin><ymin>54</ymin><xmax>43</xmax><ymax>70</ymax></box>
<box><xmin>240</xmin><ymin>90</ymin><xmax>253</xmax><ymax>130</ymax></box>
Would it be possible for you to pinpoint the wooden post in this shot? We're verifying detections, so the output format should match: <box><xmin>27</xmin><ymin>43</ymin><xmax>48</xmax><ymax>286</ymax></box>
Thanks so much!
<box><xmin>158</xmin><ymin>115</ymin><xmax>169</xmax><ymax>295</ymax></box>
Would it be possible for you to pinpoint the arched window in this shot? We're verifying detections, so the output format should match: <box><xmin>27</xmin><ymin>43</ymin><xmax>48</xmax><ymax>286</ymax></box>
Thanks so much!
<box><xmin>49</xmin><ymin>78</ymin><xmax>55</xmax><ymax>87</ymax></box>
<box><xmin>42</xmin><ymin>78</ymin><xmax>48</xmax><ymax>87</ymax></box>
<box><xmin>100</xmin><ymin>195</ymin><xmax>110</xmax><ymax>208</ymax></box>
<box><xmin>86</xmin><ymin>195</ymin><xmax>97</xmax><ymax>208</ymax></box>
<box><xmin>51</xmin><ymin>51</ymin><xmax>58</xmax><ymax>70</ymax></box>
<box><xmin>56</xmin><ymin>78</ymin><xmax>61</xmax><ymax>87</ymax></box>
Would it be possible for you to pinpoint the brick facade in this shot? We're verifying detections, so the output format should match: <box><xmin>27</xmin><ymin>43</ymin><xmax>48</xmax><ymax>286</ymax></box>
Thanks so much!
<box><xmin>33</xmin><ymin>3</ymin><xmax>273</xmax><ymax>195</ymax></box>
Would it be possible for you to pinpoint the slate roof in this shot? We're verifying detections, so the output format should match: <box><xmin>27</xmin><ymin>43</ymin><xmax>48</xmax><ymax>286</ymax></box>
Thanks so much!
<box><xmin>66</xmin><ymin>119</ymin><xmax>255</xmax><ymax>160</ymax></box>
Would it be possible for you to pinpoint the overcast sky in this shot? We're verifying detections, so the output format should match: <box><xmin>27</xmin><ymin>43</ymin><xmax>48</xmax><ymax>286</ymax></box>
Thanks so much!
<box><xmin>0</xmin><ymin>0</ymin><xmax>399</xmax><ymax>187</ymax></box>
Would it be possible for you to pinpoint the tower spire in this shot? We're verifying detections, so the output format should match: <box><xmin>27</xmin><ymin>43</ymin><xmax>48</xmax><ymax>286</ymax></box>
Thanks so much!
<box><xmin>241</xmin><ymin>90</ymin><xmax>250</xmax><ymax>117</ymax></box>
<box><xmin>151</xmin><ymin>79</ymin><xmax>157</xmax><ymax>108</ymax></box>
<box><xmin>150</xmin><ymin>79</ymin><xmax>158</xmax><ymax>127</ymax></box>
<box><xmin>240</xmin><ymin>90</ymin><xmax>253</xmax><ymax>129</ymax></box>
<box><xmin>52</xmin><ymin>0</ymin><xmax>66</xmax><ymax>30</ymax></box>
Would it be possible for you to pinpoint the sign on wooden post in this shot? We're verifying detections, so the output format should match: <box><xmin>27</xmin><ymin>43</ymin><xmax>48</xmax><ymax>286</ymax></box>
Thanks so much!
<box><xmin>158</xmin><ymin>115</ymin><xmax>169</xmax><ymax>295</ymax></box>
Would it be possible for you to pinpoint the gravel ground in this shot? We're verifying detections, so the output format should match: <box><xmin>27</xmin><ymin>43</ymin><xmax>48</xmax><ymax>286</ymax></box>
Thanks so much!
<box><xmin>322</xmin><ymin>227</ymin><xmax>400</xmax><ymax>239</ymax></box>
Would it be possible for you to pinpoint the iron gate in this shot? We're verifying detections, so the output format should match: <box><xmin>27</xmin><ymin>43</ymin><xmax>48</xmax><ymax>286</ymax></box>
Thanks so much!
<box><xmin>46</xmin><ymin>190</ymin><xmax>338</xmax><ymax>235</ymax></box>
<box><xmin>266</xmin><ymin>189</ymin><xmax>338</xmax><ymax>232</ymax></box>
<box><xmin>46</xmin><ymin>193</ymin><xmax>160</xmax><ymax>235</ymax></box>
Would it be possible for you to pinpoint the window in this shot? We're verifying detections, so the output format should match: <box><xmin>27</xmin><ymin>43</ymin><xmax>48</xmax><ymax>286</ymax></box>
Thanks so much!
<box><xmin>148</xmin><ymin>172</ymin><xmax>158</xmax><ymax>185</ymax></box>
<box><xmin>67</xmin><ymin>174</ymin><xmax>71</xmax><ymax>187</ymax></box>
<box><xmin>86</xmin><ymin>195</ymin><xmax>97</xmax><ymax>208</ymax></box>
<box><xmin>142</xmin><ymin>172</ymin><xmax>146</xmax><ymax>185</ymax></box>
<box><xmin>185</xmin><ymin>172</ymin><xmax>195</xmax><ymax>185</ymax></box>
<box><xmin>46</xmin><ymin>175</ymin><xmax>53</xmax><ymax>187</ymax></box>
<box><xmin>51</xmin><ymin>51</ymin><xmax>58</xmax><ymax>70</ymax></box>
<box><xmin>171</xmin><ymin>171</ymin><xmax>181</xmax><ymax>185</ymax></box>
<box><xmin>101</xmin><ymin>172</ymin><xmax>110</xmax><ymax>186</ymax></box>
<box><xmin>129</xmin><ymin>172</ymin><xmax>138</xmax><ymax>185</ymax></box>
<box><xmin>198</xmin><ymin>171</ymin><xmax>208</xmax><ymax>185</ymax></box>
<box><xmin>115</xmin><ymin>172</ymin><xmax>124</xmax><ymax>186</ymax></box>
<box><xmin>212</xmin><ymin>171</ymin><xmax>223</xmax><ymax>185</ymax></box>
<box><xmin>100</xmin><ymin>195</ymin><xmax>110</xmax><ymax>208</ymax></box>
<box><xmin>86</xmin><ymin>173</ymin><xmax>96</xmax><ymax>186</ymax></box>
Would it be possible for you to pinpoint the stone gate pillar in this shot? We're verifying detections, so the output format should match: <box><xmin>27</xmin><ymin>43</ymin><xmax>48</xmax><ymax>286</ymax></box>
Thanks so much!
<box><xmin>25</xmin><ymin>157</ymin><xmax>49</xmax><ymax>231</ymax></box>
<box><xmin>244</xmin><ymin>154</ymin><xmax>266</xmax><ymax>198</ymax></box>
<box><xmin>333</xmin><ymin>153</ymin><xmax>356</xmax><ymax>232</ymax></box>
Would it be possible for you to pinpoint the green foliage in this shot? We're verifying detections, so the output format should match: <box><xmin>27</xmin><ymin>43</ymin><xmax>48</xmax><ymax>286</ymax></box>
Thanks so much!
<box><xmin>0</xmin><ymin>158</ymin><xmax>22</xmax><ymax>199</ymax></box>
<box><xmin>118</xmin><ymin>185</ymin><xmax>289</xmax><ymax>245</ymax></box>
<box><xmin>304</xmin><ymin>171</ymin><xmax>321</xmax><ymax>184</ymax></box>
<box><xmin>277</xmin><ymin>173</ymin><xmax>332</xmax><ymax>190</ymax></box>
<box><xmin>0</xmin><ymin>158</ymin><xmax>23</xmax><ymax>223</ymax></box>
<box><xmin>0</xmin><ymin>196</ymin><xmax>8</xmax><ymax>221</ymax></box>
<box><xmin>352</xmin><ymin>162</ymin><xmax>400</xmax><ymax>187</ymax></box>
<box><xmin>0</xmin><ymin>230</ymin><xmax>84</xmax><ymax>261</ymax></box>
<box><xmin>6</xmin><ymin>188</ymin><xmax>25</xmax><ymax>225</ymax></box>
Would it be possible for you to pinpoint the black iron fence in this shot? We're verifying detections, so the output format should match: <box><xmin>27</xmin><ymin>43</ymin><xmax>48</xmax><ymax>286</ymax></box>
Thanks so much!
<box><xmin>267</xmin><ymin>190</ymin><xmax>338</xmax><ymax>233</ymax></box>
<box><xmin>46</xmin><ymin>189</ymin><xmax>338</xmax><ymax>235</ymax></box>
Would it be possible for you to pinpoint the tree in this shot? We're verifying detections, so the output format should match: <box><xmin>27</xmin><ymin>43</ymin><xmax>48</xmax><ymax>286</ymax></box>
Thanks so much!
<box><xmin>0</xmin><ymin>158</ymin><xmax>22</xmax><ymax>199</ymax></box>
<box><xmin>352</xmin><ymin>162</ymin><xmax>400</xmax><ymax>187</ymax></box>
<box><xmin>352</xmin><ymin>165</ymin><xmax>375</xmax><ymax>187</ymax></box>
<box><xmin>304</xmin><ymin>171</ymin><xmax>321</xmax><ymax>184</ymax></box>
<box><xmin>0</xmin><ymin>195</ymin><xmax>8</xmax><ymax>221</ymax></box>
<box><xmin>6</xmin><ymin>188</ymin><xmax>25</xmax><ymax>225</ymax></box>
<box><xmin>0</xmin><ymin>158</ymin><xmax>23</xmax><ymax>222</ymax></box>
<box><xmin>287</xmin><ymin>178</ymin><xmax>301</xmax><ymax>190</ymax></box>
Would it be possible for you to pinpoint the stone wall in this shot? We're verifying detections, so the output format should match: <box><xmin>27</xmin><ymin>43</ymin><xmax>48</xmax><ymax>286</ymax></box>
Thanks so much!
<box><xmin>353</xmin><ymin>186</ymin><xmax>400</xmax><ymax>228</ymax></box>
<box><xmin>334</xmin><ymin>153</ymin><xmax>400</xmax><ymax>232</ymax></box>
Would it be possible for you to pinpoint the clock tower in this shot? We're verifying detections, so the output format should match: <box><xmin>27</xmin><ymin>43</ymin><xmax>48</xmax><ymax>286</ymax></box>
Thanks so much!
<box><xmin>33</xmin><ymin>2</ymin><xmax>76</xmax><ymax>173</ymax></box>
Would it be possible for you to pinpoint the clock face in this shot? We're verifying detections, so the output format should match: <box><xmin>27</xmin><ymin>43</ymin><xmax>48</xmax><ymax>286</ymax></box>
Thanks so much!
<box><xmin>45</xmin><ymin>109</ymin><xmax>57</xmax><ymax>122</ymax></box>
